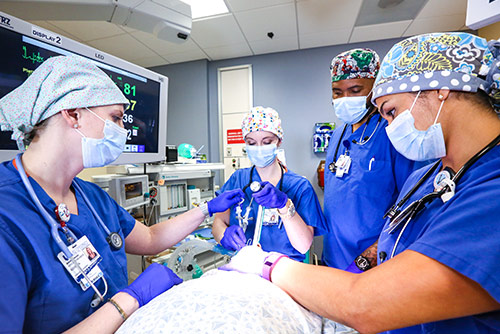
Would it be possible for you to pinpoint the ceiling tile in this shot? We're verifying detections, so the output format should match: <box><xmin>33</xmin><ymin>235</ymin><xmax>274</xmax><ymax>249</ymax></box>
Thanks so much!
<box><xmin>190</xmin><ymin>14</ymin><xmax>247</xmax><ymax>48</ymax></box>
<box><xmin>249</xmin><ymin>35</ymin><xmax>298</xmax><ymax>55</ymax></box>
<box><xmin>404</xmin><ymin>14</ymin><xmax>467</xmax><ymax>37</ymax></box>
<box><xmin>299</xmin><ymin>29</ymin><xmax>351</xmax><ymax>49</ymax></box>
<box><xmin>297</xmin><ymin>0</ymin><xmax>363</xmax><ymax>34</ymax></box>
<box><xmin>350</xmin><ymin>20</ymin><xmax>411</xmax><ymax>43</ymax></box>
<box><xmin>162</xmin><ymin>49</ymin><xmax>209</xmax><ymax>63</ymax></box>
<box><xmin>234</xmin><ymin>3</ymin><xmax>297</xmax><ymax>42</ymax></box>
<box><xmin>47</xmin><ymin>20</ymin><xmax>125</xmax><ymax>42</ymax></box>
<box><xmin>416</xmin><ymin>0</ymin><xmax>467</xmax><ymax>19</ymax></box>
<box><xmin>226</xmin><ymin>0</ymin><xmax>293</xmax><ymax>13</ymax></box>
<box><xmin>203</xmin><ymin>43</ymin><xmax>253</xmax><ymax>60</ymax></box>
<box><xmin>130</xmin><ymin>30</ymin><xmax>200</xmax><ymax>55</ymax></box>
<box><xmin>131</xmin><ymin>55</ymin><xmax>170</xmax><ymax>68</ymax></box>
<box><xmin>86</xmin><ymin>34</ymin><xmax>157</xmax><ymax>63</ymax></box>
<box><xmin>117</xmin><ymin>24</ymin><xmax>137</xmax><ymax>33</ymax></box>
<box><xmin>30</xmin><ymin>20</ymin><xmax>82</xmax><ymax>42</ymax></box>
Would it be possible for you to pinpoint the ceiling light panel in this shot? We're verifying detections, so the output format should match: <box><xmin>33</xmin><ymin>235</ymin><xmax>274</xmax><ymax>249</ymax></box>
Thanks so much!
<box><xmin>355</xmin><ymin>0</ymin><xmax>429</xmax><ymax>26</ymax></box>
<box><xmin>180</xmin><ymin>0</ymin><xmax>229</xmax><ymax>19</ymax></box>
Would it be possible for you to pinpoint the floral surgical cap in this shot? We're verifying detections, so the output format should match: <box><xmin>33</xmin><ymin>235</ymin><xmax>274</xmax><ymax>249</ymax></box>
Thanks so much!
<box><xmin>330</xmin><ymin>48</ymin><xmax>380</xmax><ymax>82</ymax></box>
<box><xmin>241</xmin><ymin>106</ymin><xmax>283</xmax><ymax>141</ymax></box>
<box><xmin>0</xmin><ymin>55</ymin><xmax>129</xmax><ymax>150</ymax></box>
<box><xmin>372</xmin><ymin>32</ymin><xmax>500</xmax><ymax>110</ymax></box>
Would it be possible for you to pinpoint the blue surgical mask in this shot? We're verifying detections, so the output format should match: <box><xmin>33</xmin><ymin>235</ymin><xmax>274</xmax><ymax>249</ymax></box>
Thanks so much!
<box><xmin>75</xmin><ymin>108</ymin><xmax>127</xmax><ymax>168</ymax></box>
<box><xmin>333</xmin><ymin>96</ymin><xmax>369</xmax><ymax>124</ymax></box>
<box><xmin>246</xmin><ymin>143</ymin><xmax>277</xmax><ymax>168</ymax></box>
<box><xmin>386</xmin><ymin>92</ymin><xmax>446</xmax><ymax>161</ymax></box>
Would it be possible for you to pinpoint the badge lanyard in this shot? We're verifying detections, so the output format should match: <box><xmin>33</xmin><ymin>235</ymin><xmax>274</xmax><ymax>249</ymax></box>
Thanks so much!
<box><xmin>384</xmin><ymin>133</ymin><xmax>500</xmax><ymax>259</ymax></box>
<box><xmin>14</xmin><ymin>154</ymin><xmax>116</xmax><ymax>305</ymax></box>
<box><xmin>239</xmin><ymin>163</ymin><xmax>286</xmax><ymax>234</ymax></box>
<box><xmin>328</xmin><ymin>113</ymin><xmax>381</xmax><ymax>177</ymax></box>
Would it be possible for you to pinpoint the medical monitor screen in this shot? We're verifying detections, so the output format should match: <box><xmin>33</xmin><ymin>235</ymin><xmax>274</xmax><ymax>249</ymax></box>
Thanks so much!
<box><xmin>124</xmin><ymin>182</ymin><xmax>143</xmax><ymax>200</ymax></box>
<box><xmin>0</xmin><ymin>11</ymin><xmax>167</xmax><ymax>164</ymax></box>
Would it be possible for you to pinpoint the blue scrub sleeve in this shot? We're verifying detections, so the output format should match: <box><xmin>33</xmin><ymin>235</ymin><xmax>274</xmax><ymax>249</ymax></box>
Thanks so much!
<box><xmin>0</xmin><ymin>218</ymin><xmax>31</xmax><ymax>332</ymax></box>
<box><xmin>408</xmin><ymin>181</ymin><xmax>500</xmax><ymax>303</ymax></box>
<box><xmin>293</xmin><ymin>183</ymin><xmax>328</xmax><ymax>236</ymax></box>
<box><xmin>112</xmin><ymin>200</ymin><xmax>137</xmax><ymax>238</ymax></box>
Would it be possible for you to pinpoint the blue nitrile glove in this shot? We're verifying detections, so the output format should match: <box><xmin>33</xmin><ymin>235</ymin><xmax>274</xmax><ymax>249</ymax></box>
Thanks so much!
<box><xmin>252</xmin><ymin>181</ymin><xmax>288</xmax><ymax>209</ymax></box>
<box><xmin>345</xmin><ymin>260</ymin><xmax>363</xmax><ymax>274</ymax></box>
<box><xmin>220</xmin><ymin>225</ymin><xmax>247</xmax><ymax>251</ymax></box>
<box><xmin>219</xmin><ymin>245</ymin><xmax>268</xmax><ymax>277</ymax></box>
<box><xmin>207</xmin><ymin>189</ymin><xmax>245</xmax><ymax>216</ymax></box>
<box><xmin>120</xmin><ymin>263</ymin><xmax>183</xmax><ymax>307</ymax></box>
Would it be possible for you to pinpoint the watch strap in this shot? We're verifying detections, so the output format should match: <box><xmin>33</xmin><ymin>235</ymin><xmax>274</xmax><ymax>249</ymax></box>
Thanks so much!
<box><xmin>354</xmin><ymin>255</ymin><xmax>372</xmax><ymax>271</ymax></box>
<box><xmin>278</xmin><ymin>198</ymin><xmax>295</xmax><ymax>219</ymax></box>
<box><xmin>262</xmin><ymin>252</ymin><xmax>288</xmax><ymax>281</ymax></box>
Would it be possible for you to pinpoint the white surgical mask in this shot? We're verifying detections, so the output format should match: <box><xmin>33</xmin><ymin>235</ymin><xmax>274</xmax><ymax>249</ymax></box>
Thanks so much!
<box><xmin>246</xmin><ymin>143</ymin><xmax>277</xmax><ymax>168</ymax></box>
<box><xmin>386</xmin><ymin>92</ymin><xmax>446</xmax><ymax>161</ymax></box>
<box><xmin>75</xmin><ymin>108</ymin><xmax>127</xmax><ymax>168</ymax></box>
<box><xmin>333</xmin><ymin>96</ymin><xmax>369</xmax><ymax>124</ymax></box>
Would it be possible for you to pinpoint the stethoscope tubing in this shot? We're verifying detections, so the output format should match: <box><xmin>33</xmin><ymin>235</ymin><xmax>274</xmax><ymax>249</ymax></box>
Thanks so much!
<box><xmin>329</xmin><ymin>112</ymin><xmax>381</xmax><ymax>173</ymax></box>
<box><xmin>388</xmin><ymin>133</ymin><xmax>500</xmax><ymax>259</ymax></box>
<box><xmin>15</xmin><ymin>154</ymin><xmax>75</xmax><ymax>258</ymax></box>
<box><xmin>15</xmin><ymin>153</ymin><xmax>108</xmax><ymax>304</ymax></box>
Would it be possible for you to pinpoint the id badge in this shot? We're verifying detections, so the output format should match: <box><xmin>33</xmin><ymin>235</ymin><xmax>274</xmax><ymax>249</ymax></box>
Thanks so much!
<box><xmin>335</xmin><ymin>154</ymin><xmax>351</xmax><ymax>178</ymax></box>
<box><xmin>262</xmin><ymin>208</ymin><xmax>280</xmax><ymax>226</ymax></box>
<box><xmin>57</xmin><ymin>236</ymin><xmax>103</xmax><ymax>291</ymax></box>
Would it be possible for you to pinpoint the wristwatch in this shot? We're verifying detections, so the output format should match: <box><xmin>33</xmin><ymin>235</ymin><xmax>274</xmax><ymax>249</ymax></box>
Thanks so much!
<box><xmin>278</xmin><ymin>199</ymin><xmax>296</xmax><ymax>219</ymax></box>
<box><xmin>262</xmin><ymin>252</ymin><xmax>288</xmax><ymax>281</ymax></box>
<box><xmin>355</xmin><ymin>255</ymin><xmax>372</xmax><ymax>272</ymax></box>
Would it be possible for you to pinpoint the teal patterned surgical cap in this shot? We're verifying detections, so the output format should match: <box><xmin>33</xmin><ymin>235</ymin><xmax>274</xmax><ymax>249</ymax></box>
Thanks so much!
<box><xmin>372</xmin><ymin>32</ymin><xmax>500</xmax><ymax>110</ymax></box>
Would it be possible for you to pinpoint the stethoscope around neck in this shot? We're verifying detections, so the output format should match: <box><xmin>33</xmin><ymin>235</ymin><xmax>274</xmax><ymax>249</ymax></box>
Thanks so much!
<box><xmin>328</xmin><ymin>112</ymin><xmax>381</xmax><ymax>174</ymax></box>
<box><xmin>383</xmin><ymin>133</ymin><xmax>500</xmax><ymax>259</ymax></box>
<box><xmin>242</xmin><ymin>163</ymin><xmax>285</xmax><ymax>198</ymax></box>
<box><xmin>14</xmin><ymin>153</ymin><xmax>123</xmax><ymax>307</ymax></box>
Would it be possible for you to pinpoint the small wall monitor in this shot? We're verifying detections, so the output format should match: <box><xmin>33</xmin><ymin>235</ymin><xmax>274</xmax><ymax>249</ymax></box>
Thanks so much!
<box><xmin>0</xmin><ymin>10</ymin><xmax>167</xmax><ymax>165</ymax></box>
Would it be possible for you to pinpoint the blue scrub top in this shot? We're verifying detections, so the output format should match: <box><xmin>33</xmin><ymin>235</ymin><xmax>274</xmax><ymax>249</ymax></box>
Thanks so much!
<box><xmin>0</xmin><ymin>160</ymin><xmax>136</xmax><ymax>333</ymax></box>
<box><xmin>323</xmin><ymin>114</ymin><xmax>420</xmax><ymax>269</ymax></box>
<box><xmin>218</xmin><ymin>166</ymin><xmax>327</xmax><ymax>261</ymax></box>
<box><xmin>378</xmin><ymin>145</ymin><xmax>500</xmax><ymax>334</ymax></box>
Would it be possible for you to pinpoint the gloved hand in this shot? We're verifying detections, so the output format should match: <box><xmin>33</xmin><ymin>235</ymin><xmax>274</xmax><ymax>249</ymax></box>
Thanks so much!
<box><xmin>220</xmin><ymin>225</ymin><xmax>247</xmax><ymax>251</ymax></box>
<box><xmin>120</xmin><ymin>263</ymin><xmax>182</xmax><ymax>307</ymax></box>
<box><xmin>207</xmin><ymin>189</ymin><xmax>245</xmax><ymax>216</ymax></box>
<box><xmin>219</xmin><ymin>245</ymin><xmax>269</xmax><ymax>277</ymax></box>
<box><xmin>345</xmin><ymin>261</ymin><xmax>363</xmax><ymax>274</ymax></box>
<box><xmin>252</xmin><ymin>181</ymin><xmax>288</xmax><ymax>209</ymax></box>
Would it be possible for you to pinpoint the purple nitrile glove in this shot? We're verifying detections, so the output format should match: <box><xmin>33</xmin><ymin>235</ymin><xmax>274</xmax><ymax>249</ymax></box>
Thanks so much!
<box><xmin>120</xmin><ymin>263</ymin><xmax>183</xmax><ymax>307</ymax></box>
<box><xmin>220</xmin><ymin>225</ymin><xmax>247</xmax><ymax>251</ymax></box>
<box><xmin>219</xmin><ymin>245</ymin><xmax>269</xmax><ymax>277</ymax></box>
<box><xmin>345</xmin><ymin>260</ymin><xmax>363</xmax><ymax>274</ymax></box>
<box><xmin>207</xmin><ymin>189</ymin><xmax>245</xmax><ymax>216</ymax></box>
<box><xmin>252</xmin><ymin>181</ymin><xmax>288</xmax><ymax>209</ymax></box>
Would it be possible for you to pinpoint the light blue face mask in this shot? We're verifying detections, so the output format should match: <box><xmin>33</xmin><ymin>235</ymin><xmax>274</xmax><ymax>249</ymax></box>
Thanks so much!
<box><xmin>75</xmin><ymin>108</ymin><xmax>127</xmax><ymax>168</ymax></box>
<box><xmin>385</xmin><ymin>92</ymin><xmax>446</xmax><ymax>161</ymax></box>
<box><xmin>246</xmin><ymin>143</ymin><xmax>277</xmax><ymax>168</ymax></box>
<box><xmin>333</xmin><ymin>96</ymin><xmax>369</xmax><ymax>124</ymax></box>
